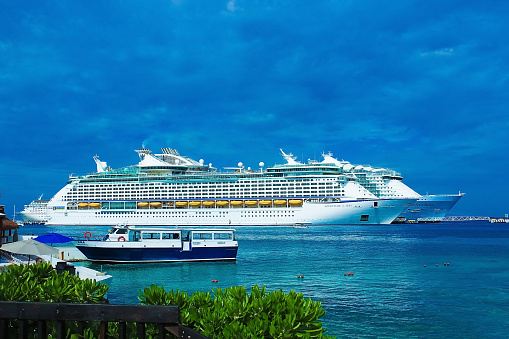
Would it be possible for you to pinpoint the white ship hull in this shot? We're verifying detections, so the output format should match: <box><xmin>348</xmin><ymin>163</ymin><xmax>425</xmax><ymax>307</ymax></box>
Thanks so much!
<box><xmin>46</xmin><ymin>198</ymin><xmax>415</xmax><ymax>226</ymax></box>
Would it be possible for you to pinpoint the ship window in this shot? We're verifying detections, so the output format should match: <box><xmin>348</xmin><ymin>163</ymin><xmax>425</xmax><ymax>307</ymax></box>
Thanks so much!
<box><xmin>360</xmin><ymin>215</ymin><xmax>369</xmax><ymax>222</ymax></box>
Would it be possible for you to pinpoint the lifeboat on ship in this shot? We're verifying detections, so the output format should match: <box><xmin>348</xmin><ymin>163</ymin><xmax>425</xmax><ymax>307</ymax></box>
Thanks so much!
<box><xmin>216</xmin><ymin>201</ymin><xmax>229</xmax><ymax>207</ymax></box>
<box><xmin>137</xmin><ymin>202</ymin><xmax>149</xmax><ymax>208</ymax></box>
<box><xmin>203</xmin><ymin>201</ymin><xmax>215</xmax><ymax>207</ymax></box>
<box><xmin>176</xmin><ymin>201</ymin><xmax>188</xmax><ymax>207</ymax></box>
<box><xmin>230</xmin><ymin>201</ymin><xmax>243</xmax><ymax>207</ymax></box>
<box><xmin>150</xmin><ymin>202</ymin><xmax>162</xmax><ymax>208</ymax></box>
<box><xmin>274</xmin><ymin>200</ymin><xmax>287</xmax><ymax>206</ymax></box>
<box><xmin>78</xmin><ymin>202</ymin><xmax>89</xmax><ymax>208</ymax></box>
<box><xmin>189</xmin><ymin>201</ymin><xmax>202</xmax><ymax>207</ymax></box>
<box><xmin>244</xmin><ymin>200</ymin><xmax>258</xmax><ymax>207</ymax></box>
<box><xmin>289</xmin><ymin>199</ymin><xmax>303</xmax><ymax>206</ymax></box>
<box><xmin>259</xmin><ymin>200</ymin><xmax>272</xmax><ymax>206</ymax></box>
<box><xmin>89</xmin><ymin>202</ymin><xmax>101</xmax><ymax>209</ymax></box>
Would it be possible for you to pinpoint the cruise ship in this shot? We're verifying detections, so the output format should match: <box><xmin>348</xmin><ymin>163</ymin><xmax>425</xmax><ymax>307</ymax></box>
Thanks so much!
<box><xmin>19</xmin><ymin>195</ymin><xmax>50</xmax><ymax>224</ymax></box>
<box><xmin>316</xmin><ymin>152</ymin><xmax>464</xmax><ymax>223</ymax></box>
<box><xmin>31</xmin><ymin>147</ymin><xmax>416</xmax><ymax>226</ymax></box>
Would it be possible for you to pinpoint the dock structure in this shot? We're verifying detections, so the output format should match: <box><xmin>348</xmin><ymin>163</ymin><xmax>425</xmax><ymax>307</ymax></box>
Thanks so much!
<box><xmin>441</xmin><ymin>216</ymin><xmax>490</xmax><ymax>221</ymax></box>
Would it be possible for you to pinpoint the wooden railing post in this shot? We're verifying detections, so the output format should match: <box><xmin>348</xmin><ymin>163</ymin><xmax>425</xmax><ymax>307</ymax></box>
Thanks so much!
<box><xmin>20</xmin><ymin>319</ymin><xmax>29</xmax><ymax>339</ymax></box>
<box><xmin>137</xmin><ymin>322</ymin><xmax>146</xmax><ymax>338</ymax></box>
<box><xmin>118</xmin><ymin>321</ymin><xmax>127</xmax><ymax>339</ymax></box>
<box><xmin>99</xmin><ymin>321</ymin><xmax>108</xmax><ymax>338</ymax></box>
<box><xmin>56</xmin><ymin>320</ymin><xmax>65</xmax><ymax>339</ymax></box>
<box><xmin>37</xmin><ymin>320</ymin><xmax>46</xmax><ymax>339</ymax></box>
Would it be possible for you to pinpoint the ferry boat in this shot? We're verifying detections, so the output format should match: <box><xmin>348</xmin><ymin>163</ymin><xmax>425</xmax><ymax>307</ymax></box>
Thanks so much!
<box><xmin>315</xmin><ymin>152</ymin><xmax>464</xmax><ymax>223</ymax></box>
<box><xmin>75</xmin><ymin>226</ymin><xmax>238</xmax><ymax>263</ymax></box>
<box><xmin>34</xmin><ymin>147</ymin><xmax>415</xmax><ymax>226</ymax></box>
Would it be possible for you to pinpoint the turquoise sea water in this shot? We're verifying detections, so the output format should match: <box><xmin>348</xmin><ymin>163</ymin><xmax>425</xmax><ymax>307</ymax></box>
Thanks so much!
<box><xmin>20</xmin><ymin>221</ymin><xmax>509</xmax><ymax>338</ymax></box>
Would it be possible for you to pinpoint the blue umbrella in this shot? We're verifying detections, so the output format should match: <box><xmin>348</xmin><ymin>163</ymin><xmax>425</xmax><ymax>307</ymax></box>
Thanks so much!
<box><xmin>34</xmin><ymin>232</ymin><xmax>74</xmax><ymax>244</ymax></box>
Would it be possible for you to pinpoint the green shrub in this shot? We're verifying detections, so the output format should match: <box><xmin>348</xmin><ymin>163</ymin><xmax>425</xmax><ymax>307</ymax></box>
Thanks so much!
<box><xmin>0</xmin><ymin>262</ymin><xmax>108</xmax><ymax>303</ymax></box>
<box><xmin>0</xmin><ymin>263</ymin><xmax>110</xmax><ymax>338</ymax></box>
<box><xmin>139</xmin><ymin>284</ymin><xmax>336</xmax><ymax>339</ymax></box>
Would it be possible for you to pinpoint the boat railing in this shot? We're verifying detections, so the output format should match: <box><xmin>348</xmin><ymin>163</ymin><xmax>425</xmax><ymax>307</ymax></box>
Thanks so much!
<box><xmin>0</xmin><ymin>301</ymin><xmax>208</xmax><ymax>339</ymax></box>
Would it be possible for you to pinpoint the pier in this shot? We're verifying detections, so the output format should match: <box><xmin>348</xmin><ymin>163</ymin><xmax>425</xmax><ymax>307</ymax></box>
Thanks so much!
<box><xmin>441</xmin><ymin>216</ymin><xmax>490</xmax><ymax>221</ymax></box>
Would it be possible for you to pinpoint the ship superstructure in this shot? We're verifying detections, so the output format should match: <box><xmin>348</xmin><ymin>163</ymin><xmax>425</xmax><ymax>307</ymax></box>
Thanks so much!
<box><xmin>316</xmin><ymin>152</ymin><xmax>463</xmax><ymax>222</ymax></box>
<box><xmin>40</xmin><ymin>147</ymin><xmax>415</xmax><ymax>226</ymax></box>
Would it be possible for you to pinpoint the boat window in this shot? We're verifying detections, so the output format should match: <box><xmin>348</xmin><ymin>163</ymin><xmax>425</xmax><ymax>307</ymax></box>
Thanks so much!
<box><xmin>193</xmin><ymin>232</ymin><xmax>212</xmax><ymax>240</ymax></box>
<box><xmin>162</xmin><ymin>232</ymin><xmax>180</xmax><ymax>240</ymax></box>
<box><xmin>116</xmin><ymin>229</ymin><xmax>128</xmax><ymax>234</ymax></box>
<box><xmin>181</xmin><ymin>231</ymin><xmax>190</xmax><ymax>241</ymax></box>
<box><xmin>214</xmin><ymin>233</ymin><xmax>232</xmax><ymax>240</ymax></box>
<box><xmin>142</xmin><ymin>232</ymin><xmax>161</xmax><ymax>240</ymax></box>
<box><xmin>360</xmin><ymin>215</ymin><xmax>369</xmax><ymax>221</ymax></box>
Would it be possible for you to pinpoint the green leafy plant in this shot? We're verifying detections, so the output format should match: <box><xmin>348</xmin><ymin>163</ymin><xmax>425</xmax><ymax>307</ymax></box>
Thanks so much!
<box><xmin>1</xmin><ymin>263</ymin><xmax>110</xmax><ymax>338</ymax></box>
<box><xmin>139</xmin><ymin>284</ymin><xmax>336</xmax><ymax>339</ymax></box>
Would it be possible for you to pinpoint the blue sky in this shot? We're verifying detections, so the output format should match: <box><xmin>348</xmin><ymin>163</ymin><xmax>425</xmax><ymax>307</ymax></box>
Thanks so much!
<box><xmin>1</xmin><ymin>1</ymin><xmax>508</xmax><ymax>218</ymax></box>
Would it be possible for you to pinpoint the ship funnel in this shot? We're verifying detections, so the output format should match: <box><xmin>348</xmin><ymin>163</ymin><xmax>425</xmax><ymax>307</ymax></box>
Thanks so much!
<box><xmin>93</xmin><ymin>156</ymin><xmax>108</xmax><ymax>173</ymax></box>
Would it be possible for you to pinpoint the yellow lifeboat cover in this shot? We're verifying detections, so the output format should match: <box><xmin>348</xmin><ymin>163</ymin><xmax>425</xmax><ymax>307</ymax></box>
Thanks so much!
<box><xmin>289</xmin><ymin>199</ymin><xmax>303</xmax><ymax>204</ymax></box>
<box><xmin>274</xmin><ymin>200</ymin><xmax>287</xmax><ymax>205</ymax></box>
<box><xmin>189</xmin><ymin>201</ymin><xmax>201</xmax><ymax>206</ymax></box>
<box><xmin>230</xmin><ymin>201</ymin><xmax>243</xmax><ymax>205</ymax></box>
<box><xmin>259</xmin><ymin>200</ymin><xmax>272</xmax><ymax>205</ymax></box>
<box><xmin>78</xmin><ymin>202</ymin><xmax>89</xmax><ymax>207</ymax></box>
<box><xmin>216</xmin><ymin>201</ymin><xmax>229</xmax><ymax>206</ymax></box>
<box><xmin>245</xmin><ymin>200</ymin><xmax>258</xmax><ymax>205</ymax></box>
<box><xmin>138</xmin><ymin>202</ymin><xmax>149</xmax><ymax>207</ymax></box>
<box><xmin>176</xmin><ymin>201</ymin><xmax>188</xmax><ymax>206</ymax></box>
<box><xmin>203</xmin><ymin>201</ymin><xmax>215</xmax><ymax>206</ymax></box>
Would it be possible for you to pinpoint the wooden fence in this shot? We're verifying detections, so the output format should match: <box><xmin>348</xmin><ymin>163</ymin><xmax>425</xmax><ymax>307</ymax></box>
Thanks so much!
<box><xmin>0</xmin><ymin>301</ymin><xmax>208</xmax><ymax>339</ymax></box>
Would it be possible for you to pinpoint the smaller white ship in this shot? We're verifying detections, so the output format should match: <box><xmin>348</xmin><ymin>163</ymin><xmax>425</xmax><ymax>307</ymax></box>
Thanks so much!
<box><xmin>75</xmin><ymin>225</ymin><xmax>238</xmax><ymax>263</ymax></box>
<box><xmin>19</xmin><ymin>195</ymin><xmax>49</xmax><ymax>224</ymax></box>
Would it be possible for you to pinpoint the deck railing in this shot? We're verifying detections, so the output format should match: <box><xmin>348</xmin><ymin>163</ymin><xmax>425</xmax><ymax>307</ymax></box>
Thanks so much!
<box><xmin>0</xmin><ymin>301</ymin><xmax>208</xmax><ymax>339</ymax></box>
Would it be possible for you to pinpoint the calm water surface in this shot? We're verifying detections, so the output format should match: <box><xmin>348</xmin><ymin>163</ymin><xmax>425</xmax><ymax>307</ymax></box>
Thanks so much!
<box><xmin>21</xmin><ymin>221</ymin><xmax>509</xmax><ymax>338</ymax></box>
